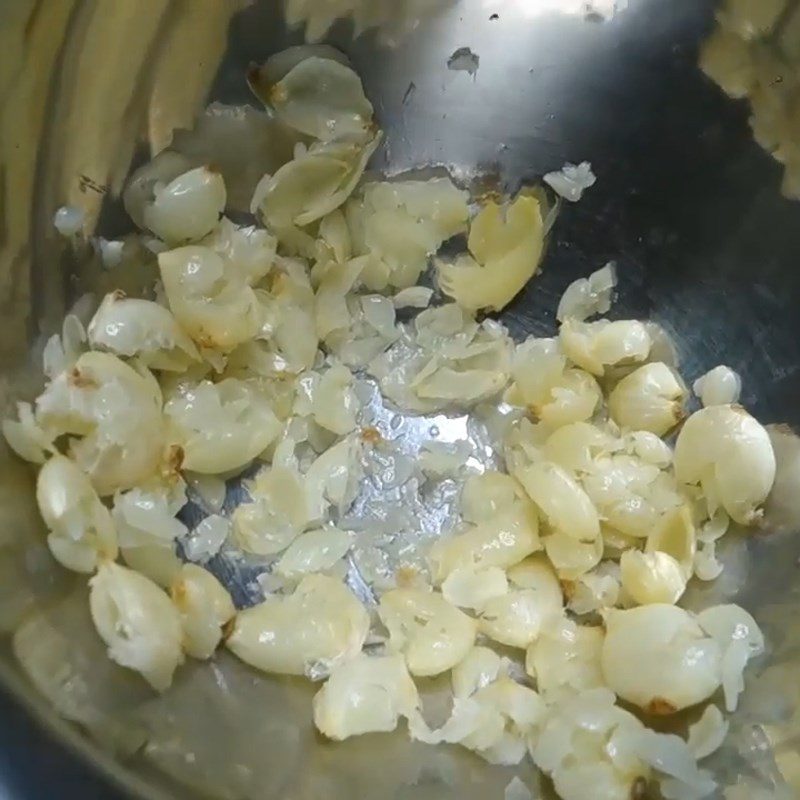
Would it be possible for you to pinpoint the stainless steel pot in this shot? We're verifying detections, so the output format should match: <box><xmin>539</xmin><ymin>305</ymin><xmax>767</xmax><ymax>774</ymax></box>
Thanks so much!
<box><xmin>1</xmin><ymin>1</ymin><xmax>799</xmax><ymax>798</ymax></box>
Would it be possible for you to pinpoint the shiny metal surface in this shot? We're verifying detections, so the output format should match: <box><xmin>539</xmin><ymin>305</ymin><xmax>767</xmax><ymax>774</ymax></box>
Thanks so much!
<box><xmin>1</xmin><ymin>0</ymin><xmax>800</xmax><ymax>798</ymax></box>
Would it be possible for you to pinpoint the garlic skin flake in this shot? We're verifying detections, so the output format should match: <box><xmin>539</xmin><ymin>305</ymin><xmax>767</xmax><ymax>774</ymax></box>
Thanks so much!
<box><xmin>226</xmin><ymin>574</ymin><xmax>368</xmax><ymax>675</ymax></box>
<box><xmin>674</xmin><ymin>404</ymin><xmax>776</xmax><ymax>525</ymax></box>
<box><xmin>601</xmin><ymin>605</ymin><xmax>722</xmax><ymax>714</ymax></box>
<box><xmin>378</xmin><ymin>588</ymin><xmax>476</xmax><ymax>676</ymax></box>
<box><xmin>144</xmin><ymin>166</ymin><xmax>226</xmax><ymax>245</ymax></box>
<box><xmin>312</xmin><ymin>653</ymin><xmax>420</xmax><ymax>740</ymax></box>
<box><xmin>36</xmin><ymin>454</ymin><xmax>118</xmax><ymax>573</ymax></box>
<box><xmin>687</xmin><ymin>705</ymin><xmax>729</xmax><ymax>760</ymax></box>
<box><xmin>438</xmin><ymin>193</ymin><xmax>545</xmax><ymax>312</ymax></box>
<box><xmin>89</xmin><ymin>562</ymin><xmax>184</xmax><ymax>691</ymax></box>
<box><xmin>170</xmin><ymin>563</ymin><xmax>235</xmax><ymax>660</ymax></box>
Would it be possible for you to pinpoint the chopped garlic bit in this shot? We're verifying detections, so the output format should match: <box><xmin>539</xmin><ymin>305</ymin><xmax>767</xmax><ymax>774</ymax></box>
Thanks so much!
<box><xmin>53</xmin><ymin>205</ymin><xmax>86</xmax><ymax>237</ymax></box>
<box><xmin>543</xmin><ymin>161</ymin><xmax>596</xmax><ymax>202</ymax></box>
<box><xmin>560</xmin><ymin>318</ymin><xmax>651</xmax><ymax>377</ymax></box>
<box><xmin>274</xmin><ymin>526</ymin><xmax>352</xmax><ymax>577</ymax></box>
<box><xmin>437</xmin><ymin>193</ymin><xmax>546</xmax><ymax>312</ymax></box>
<box><xmin>226</xmin><ymin>574</ymin><xmax>368</xmax><ymax>675</ymax></box>
<box><xmin>170</xmin><ymin>563</ymin><xmax>235</xmax><ymax>660</ymax></box>
<box><xmin>674</xmin><ymin>405</ymin><xmax>776</xmax><ymax>525</ymax></box>
<box><xmin>378</xmin><ymin>588</ymin><xmax>476</xmax><ymax>676</ymax></box>
<box><xmin>442</xmin><ymin>566</ymin><xmax>508</xmax><ymax>610</ymax></box>
<box><xmin>601</xmin><ymin>605</ymin><xmax>723</xmax><ymax>714</ymax></box>
<box><xmin>36</xmin><ymin>454</ymin><xmax>118</xmax><ymax>573</ymax></box>
<box><xmin>557</xmin><ymin>263</ymin><xmax>617</xmax><ymax>322</ymax></box>
<box><xmin>687</xmin><ymin>705</ymin><xmax>729</xmax><ymax>760</ymax></box>
<box><xmin>313</xmin><ymin>653</ymin><xmax>420</xmax><ymax>740</ymax></box>
<box><xmin>89</xmin><ymin>562</ymin><xmax>184</xmax><ymax>691</ymax></box>
<box><xmin>144</xmin><ymin>166</ymin><xmax>226</xmax><ymax>245</ymax></box>
<box><xmin>608</xmin><ymin>362</ymin><xmax>685</xmax><ymax>436</ymax></box>
<box><xmin>392</xmin><ymin>286</ymin><xmax>433</xmax><ymax>309</ymax></box>
<box><xmin>693</xmin><ymin>365</ymin><xmax>742</xmax><ymax>407</ymax></box>
<box><xmin>251</xmin><ymin>56</ymin><xmax>373</xmax><ymax>142</ymax></box>
<box><xmin>182</xmin><ymin>514</ymin><xmax>230</xmax><ymax>562</ymax></box>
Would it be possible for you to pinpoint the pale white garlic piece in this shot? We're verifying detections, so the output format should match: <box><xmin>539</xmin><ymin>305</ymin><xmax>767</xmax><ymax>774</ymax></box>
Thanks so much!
<box><xmin>687</xmin><ymin>705</ymin><xmax>729</xmax><ymax>760</ymax></box>
<box><xmin>543</xmin><ymin>422</ymin><xmax>616</xmax><ymax>474</ymax></box>
<box><xmin>694</xmin><ymin>540</ymin><xmax>724</xmax><ymax>582</ymax></box>
<box><xmin>89</xmin><ymin>562</ymin><xmax>184</xmax><ymax>691</ymax></box>
<box><xmin>412</xmin><ymin>671</ymin><xmax>545</xmax><ymax>765</ymax></box>
<box><xmin>143</xmin><ymin>166</ymin><xmax>226</xmax><ymax>244</ymax></box>
<box><xmin>313</xmin><ymin>653</ymin><xmax>420</xmax><ymax>740</ymax></box>
<box><xmin>567</xmin><ymin>565</ymin><xmax>620</xmax><ymax>615</ymax></box>
<box><xmin>544</xmin><ymin>530</ymin><xmax>603</xmax><ymax>579</ymax></box>
<box><xmin>201</xmin><ymin>217</ymin><xmax>277</xmax><ymax>286</ymax></box>
<box><xmin>451</xmin><ymin>646</ymin><xmax>503</xmax><ymax>698</ymax></box>
<box><xmin>185</xmin><ymin>472</ymin><xmax>226</xmax><ymax>514</ymax></box>
<box><xmin>526</xmin><ymin>616</ymin><xmax>605</xmax><ymax>702</ymax></box>
<box><xmin>608</xmin><ymin>362</ymin><xmax>685</xmax><ymax>436</ymax></box>
<box><xmin>515</xmin><ymin>460</ymin><xmax>600</xmax><ymax>542</ymax></box>
<box><xmin>158</xmin><ymin>246</ymin><xmax>261</xmax><ymax>351</ymax></box>
<box><xmin>2</xmin><ymin>402</ymin><xmax>54</xmax><ymax>464</ymax></box>
<box><xmin>35</xmin><ymin>352</ymin><xmax>164</xmax><ymax>496</ymax></box>
<box><xmin>696</xmin><ymin>604</ymin><xmax>764</xmax><ymax>713</ymax></box>
<box><xmin>645</xmin><ymin>505</ymin><xmax>696</xmax><ymax>576</ymax></box>
<box><xmin>437</xmin><ymin>193</ymin><xmax>545</xmax><ymax>312</ymax></box>
<box><xmin>378</xmin><ymin>588</ymin><xmax>476</xmax><ymax>676</ymax></box>
<box><xmin>479</xmin><ymin>585</ymin><xmax>561</xmax><ymax>649</ymax></box>
<box><xmin>170</xmin><ymin>563</ymin><xmax>235</xmax><ymax>660</ymax></box>
<box><xmin>392</xmin><ymin>286</ymin><xmax>433</xmax><ymax>309</ymax></box>
<box><xmin>543</xmin><ymin>161</ymin><xmax>596</xmax><ymax>202</ymax></box>
<box><xmin>36</xmin><ymin>454</ymin><xmax>118</xmax><ymax>573</ymax></box>
<box><xmin>255</xmin><ymin>56</ymin><xmax>373</xmax><ymax>141</ymax></box>
<box><xmin>296</xmin><ymin>364</ymin><xmax>359</xmax><ymax>435</ymax></box>
<box><xmin>226</xmin><ymin>574</ymin><xmax>368</xmax><ymax>675</ymax></box>
<box><xmin>601</xmin><ymin>605</ymin><xmax>722</xmax><ymax>714</ymax></box>
<box><xmin>530</xmin><ymin>688</ymin><xmax>651</xmax><ymax>800</ymax></box>
<box><xmin>620</xmin><ymin>550</ymin><xmax>687</xmax><ymax>606</ymax></box>
<box><xmin>164</xmin><ymin>378</ymin><xmax>280</xmax><ymax>474</ymax></box>
<box><xmin>693</xmin><ymin>365</ymin><xmax>741</xmax><ymax>407</ymax></box>
<box><xmin>315</xmin><ymin>256</ymin><xmax>366</xmax><ymax>340</ymax></box>
<box><xmin>317</xmin><ymin>209</ymin><xmax>352</xmax><ymax>263</ymax></box>
<box><xmin>182</xmin><ymin>515</ymin><xmax>231</xmax><ymax>562</ymax></box>
<box><xmin>623</xmin><ymin>430</ymin><xmax>673</xmax><ymax>467</ymax></box>
<box><xmin>349</xmin><ymin>178</ymin><xmax>469</xmax><ymax>290</ymax></box>
<box><xmin>275</xmin><ymin>527</ymin><xmax>352</xmax><ymax>577</ymax></box>
<box><xmin>87</xmin><ymin>292</ymin><xmax>200</xmax><ymax>371</ymax></box>
<box><xmin>556</xmin><ymin>263</ymin><xmax>616</xmax><ymax>322</ymax></box>
<box><xmin>441</xmin><ymin>566</ymin><xmax>508</xmax><ymax>610</ymax></box>
<box><xmin>232</xmin><ymin>463</ymin><xmax>309</xmax><ymax>555</ymax></box>
<box><xmin>460</xmin><ymin>471</ymin><xmax>520</xmax><ymax>524</ymax></box>
<box><xmin>581</xmin><ymin>453</ymin><xmax>677</xmax><ymax>540</ymax></box>
<box><xmin>304</xmin><ymin>435</ymin><xmax>362</xmax><ymax>520</ymax></box>
<box><xmin>428</xmin><ymin>502</ymin><xmax>540</xmax><ymax>582</ymax></box>
<box><xmin>674</xmin><ymin>405</ymin><xmax>776</xmax><ymax>525</ymax></box>
<box><xmin>121</xmin><ymin>541</ymin><xmax>182</xmax><ymax>589</ymax></box>
<box><xmin>41</xmin><ymin>312</ymin><xmax>86</xmax><ymax>380</ymax></box>
<box><xmin>112</xmin><ymin>475</ymin><xmax>188</xmax><ymax>549</ymax></box>
<box><xmin>256</xmin><ymin>134</ymin><xmax>381</xmax><ymax>231</ymax></box>
<box><xmin>559</xmin><ymin>318</ymin><xmax>651</xmax><ymax>376</ymax></box>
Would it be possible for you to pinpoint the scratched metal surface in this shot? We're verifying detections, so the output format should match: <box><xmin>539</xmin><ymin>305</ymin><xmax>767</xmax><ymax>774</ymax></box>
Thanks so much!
<box><xmin>3</xmin><ymin>1</ymin><xmax>800</xmax><ymax>799</ymax></box>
